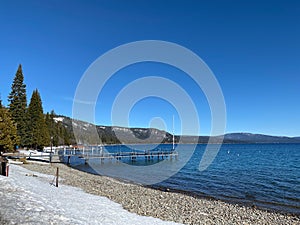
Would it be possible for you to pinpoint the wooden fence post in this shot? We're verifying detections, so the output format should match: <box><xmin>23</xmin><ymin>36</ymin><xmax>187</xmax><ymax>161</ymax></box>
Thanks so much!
<box><xmin>56</xmin><ymin>167</ymin><xmax>59</xmax><ymax>187</ymax></box>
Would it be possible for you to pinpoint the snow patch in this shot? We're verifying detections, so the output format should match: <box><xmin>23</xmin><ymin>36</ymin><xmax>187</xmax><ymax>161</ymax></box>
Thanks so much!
<box><xmin>0</xmin><ymin>165</ymin><xmax>182</xmax><ymax>225</ymax></box>
<box><xmin>54</xmin><ymin>117</ymin><xmax>64</xmax><ymax>123</ymax></box>
<box><xmin>113</xmin><ymin>127</ymin><xmax>129</xmax><ymax>132</ymax></box>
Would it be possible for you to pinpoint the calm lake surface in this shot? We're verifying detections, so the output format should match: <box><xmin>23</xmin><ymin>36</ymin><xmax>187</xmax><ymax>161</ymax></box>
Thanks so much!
<box><xmin>65</xmin><ymin>144</ymin><xmax>300</xmax><ymax>214</ymax></box>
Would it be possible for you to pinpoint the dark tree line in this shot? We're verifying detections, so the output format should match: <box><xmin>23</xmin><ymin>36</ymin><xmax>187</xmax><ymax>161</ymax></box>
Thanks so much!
<box><xmin>45</xmin><ymin>111</ymin><xmax>73</xmax><ymax>146</ymax></box>
<box><xmin>0</xmin><ymin>64</ymin><xmax>72</xmax><ymax>152</ymax></box>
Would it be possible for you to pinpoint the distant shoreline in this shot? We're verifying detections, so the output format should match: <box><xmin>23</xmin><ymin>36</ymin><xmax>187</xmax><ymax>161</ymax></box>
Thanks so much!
<box><xmin>68</xmin><ymin>142</ymin><xmax>300</xmax><ymax>147</ymax></box>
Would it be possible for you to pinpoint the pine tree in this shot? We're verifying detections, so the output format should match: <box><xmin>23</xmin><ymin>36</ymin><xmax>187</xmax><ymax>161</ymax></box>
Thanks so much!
<box><xmin>27</xmin><ymin>89</ymin><xmax>50</xmax><ymax>149</ymax></box>
<box><xmin>63</xmin><ymin>126</ymin><xmax>71</xmax><ymax>145</ymax></box>
<box><xmin>0</xmin><ymin>108</ymin><xmax>20</xmax><ymax>152</ymax></box>
<box><xmin>8</xmin><ymin>64</ymin><xmax>28</xmax><ymax>147</ymax></box>
<box><xmin>45</xmin><ymin>110</ymin><xmax>59</xmax><ymax>146</ymax></box>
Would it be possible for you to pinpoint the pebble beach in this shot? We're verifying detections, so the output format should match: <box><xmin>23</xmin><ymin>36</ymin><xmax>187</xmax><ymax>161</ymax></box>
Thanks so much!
<box><xmin>17</xmin><ymin>162</ymin><xmax>300</xmax><ymax>225</ymax></box>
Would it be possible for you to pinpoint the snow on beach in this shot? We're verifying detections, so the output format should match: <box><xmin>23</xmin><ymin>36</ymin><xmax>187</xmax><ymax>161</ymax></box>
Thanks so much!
<box><xmin>0</xmin><ymin>164</ymin><xmax>181</xmax><ymax>225</ymax></box>
<box><xmin>2</xmin><ymin>163</ymin><xmax>299</xmax><ymax>225</ymax></box>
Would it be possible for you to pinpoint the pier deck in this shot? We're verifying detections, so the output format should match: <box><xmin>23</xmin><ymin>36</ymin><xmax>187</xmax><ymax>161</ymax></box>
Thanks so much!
<box><xmin>63</xmin><ymin>149</ymin><xmax>178</xmax><ymax>164</ymax></box>
<box><xmin>4</xmin><ymin>148</ymin><xmax>178</xmax><ymax>164</ymax></box>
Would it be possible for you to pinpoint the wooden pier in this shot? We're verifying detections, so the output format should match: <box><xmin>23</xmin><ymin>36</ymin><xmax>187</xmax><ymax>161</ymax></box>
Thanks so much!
<box><xmin>4</xmin><ymin>148</ymin><xmax>178</xmax><ymax>164</ymax></box>
<box><xmin>63</xmin><ymin>149</ymin><xmax>178</xmax><ymax>164</ymax></box>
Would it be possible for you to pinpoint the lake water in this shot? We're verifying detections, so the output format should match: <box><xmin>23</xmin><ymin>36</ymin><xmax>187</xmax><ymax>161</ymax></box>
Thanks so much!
<box><xmin>64</xmin><ymin>144</ymin><xmax>300</xmax><ymax>214</ymax></box>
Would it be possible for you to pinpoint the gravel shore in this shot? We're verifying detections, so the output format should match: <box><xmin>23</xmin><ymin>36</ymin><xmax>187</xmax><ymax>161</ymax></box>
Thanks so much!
<box><xmin>21</xmin><ymin>162</ymin><xmax>300</xmax><ymax>225</ymax></box>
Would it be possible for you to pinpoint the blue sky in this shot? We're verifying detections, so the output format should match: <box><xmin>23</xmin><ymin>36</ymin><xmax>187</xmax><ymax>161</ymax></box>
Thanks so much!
<box><xmin>0</xmin><ymin>0</ymin><xmax>299</xmax><ymax>136</ymax></box>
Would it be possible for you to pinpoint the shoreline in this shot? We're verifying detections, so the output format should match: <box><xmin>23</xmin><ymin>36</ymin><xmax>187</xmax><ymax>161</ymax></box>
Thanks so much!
<box><xmin>72</xmin><ymin>163</ymin><xmax>300</xmax><ymax>216</ymax></box>
<box><xmin>148</xmin><ymin>185</ymin><xmax>300</xmax><ymax>216</ymax></box>
<box><xmin>20</xmin><ymin>162</ymin><xmax>300</xmax><ymax>224</ymax></box>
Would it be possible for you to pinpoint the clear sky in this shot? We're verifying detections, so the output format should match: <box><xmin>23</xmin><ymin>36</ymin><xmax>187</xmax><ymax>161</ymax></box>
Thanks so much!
<box><xmin>0</xmin><ymin>0</ymin><xmax>299</xmax><ymax>137</ymax></box>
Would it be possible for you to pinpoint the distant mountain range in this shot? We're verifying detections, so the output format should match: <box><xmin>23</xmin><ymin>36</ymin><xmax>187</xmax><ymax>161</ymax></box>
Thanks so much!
<box><xmin>55</xmin><ymin>116</ymin><xmax>300</xmax><ymax>145</ymax></box>
<box><xmin>222</xmin><ymin>133</ymin><xmax>300</xmax><ymax>143</ymax></box>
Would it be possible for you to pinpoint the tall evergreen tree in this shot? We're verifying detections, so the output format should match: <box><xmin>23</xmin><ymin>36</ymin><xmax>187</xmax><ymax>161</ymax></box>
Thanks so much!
<box><xmin>45</xmin><ymin>110</ymin><xmax>59</xmax><ymax>146</ymax></box>
<box><xmin>27</xmin><ymin>89</ymin><xmax>50</xmax><ymax>149</ymax></box>
<box><xmin>8</xmin><ymin>64</ymin><xmax>28</xmax><ymax>146</ymax></box>
<box><xmin>0</xmin><ymin>107</ymin><xmax>20</xmax><ymax>152</ymax></box>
